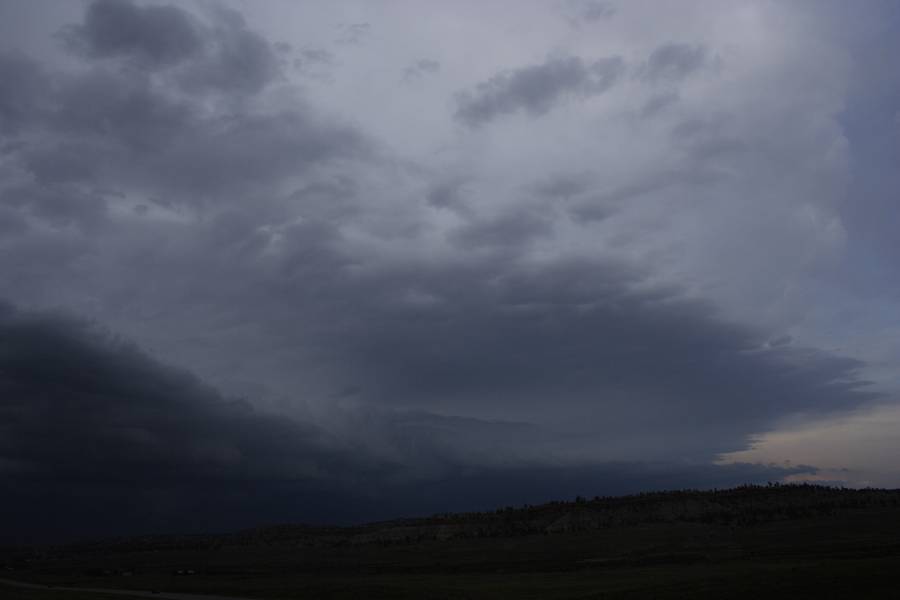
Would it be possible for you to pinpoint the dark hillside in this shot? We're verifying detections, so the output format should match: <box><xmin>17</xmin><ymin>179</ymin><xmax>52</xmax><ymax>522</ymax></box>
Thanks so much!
<box><xmin>4</xmin><ymin>484</ymin><xmax>900</xmax><ymax>599</ymax></box>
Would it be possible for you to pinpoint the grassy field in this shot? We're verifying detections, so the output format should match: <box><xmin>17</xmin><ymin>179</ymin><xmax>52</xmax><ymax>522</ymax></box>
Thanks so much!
<box><xmin>0</xmin><ymin>583</ymin><xmax>135</xmax><ymax>600</ymax></box>
<box><xmin>4</xmin><ymin>485</ymin><xmax>900</xmax><ymax>599</ymax></box>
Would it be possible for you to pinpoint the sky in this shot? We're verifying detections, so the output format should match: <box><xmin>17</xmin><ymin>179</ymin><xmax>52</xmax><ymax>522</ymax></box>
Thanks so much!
<box><xmin>1</xmin><ymin>0</ymin><xmax>899</xmax><ymax>543</ymax></box>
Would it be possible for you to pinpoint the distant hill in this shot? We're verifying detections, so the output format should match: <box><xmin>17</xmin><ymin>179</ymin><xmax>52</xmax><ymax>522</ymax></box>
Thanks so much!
<box><xmin>12</xmin><ymin>483</ymin><xmax>900</xmax><ymax>553</ymax></box>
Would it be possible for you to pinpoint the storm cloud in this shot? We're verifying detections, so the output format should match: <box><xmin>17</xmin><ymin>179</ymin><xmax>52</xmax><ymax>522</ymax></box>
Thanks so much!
<box><xmin>0</xmin><ymin>301</ymin><xmax>361</xmax><ymax>541</ymax></box>
<box><xmin>0</xmin><ymin>301</ymin><xmax>815</xmax><ymax>544</ymax></box>
<box><xmin>1</xmin><ymin>0</ymin><xmax>899</xmax><ymax>541</ymax></box>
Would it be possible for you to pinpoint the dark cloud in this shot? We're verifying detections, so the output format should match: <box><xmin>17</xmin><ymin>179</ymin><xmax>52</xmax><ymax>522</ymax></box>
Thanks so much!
<box><xmin>0</xmin><ymin>302</ymin><xmax>371</xmax><ymax>542</ymax></box>
<box><xmin>60</xmin><ymin>0</ymin><xmax>202</xmax><ymax>67</ymax></box>
<box><xmin>61</xmin><ymin>0</ymin><xmax>280</xmax><ymax>94</ymax></box>
<box><xmin>255</xmin><ymin>254</ymin><xmax>874</xmax><ymax>460</ymax></box>
<box><xmin>0</xmin><ymin>8</ymin><xmax>366</xmax><ymax>223</ymax></box>
<box><xmin>116</xmin><ymin>211</ymin><xmax>872</xmax><ymax>464</ymax></box>
<box><xmin>640</xmin><ymin>42</ymin><xmax>710</xmax><ymax>83</ymax></box>
<box><xmin>0</xmin><ymin>62</ymin><xmax>200</xmax><ymax>228</ymax></box>
<box><xmin>0</xmin><ymin>301</ymin><xmax>812</xmax><ymax>544</ymax></box>
<box><xmin>455</xmin><ymin>55</ymin><xmax>624</xmax><ymax>127</ymax></box>
<box><xmin>0</xmin><ymin>303</ymin><xmax>345</xmax><ymax>482</ymax></box>
<box><xmin>0</xmin><ymin>0</ymin><xmax>890</xmax><ymax>542</ymax></box>
<box><xmin>0</xmin><ymin>32</ymin><xmax>869</xmax><ymax>466</ymax></box>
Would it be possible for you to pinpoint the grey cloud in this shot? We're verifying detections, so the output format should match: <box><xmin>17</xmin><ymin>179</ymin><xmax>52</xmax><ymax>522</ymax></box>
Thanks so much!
<box><xmin>0</xmin><ymin>204</ymin><xmax>28</xmax><ymax>236</ymax></box>
<box><xmin>830</xmin><ymin>13</ymin><xmax>900</xmax><ymax>274</ymax></box>
<box><xmin>531</xmin><ymin>171</ymin><xmax>595</xmax><ymax>199</ymax></box>
<box><xmin>0</xmin><ymin>17</ymin><xmax>365</xmax><ymax>222</ymax></box>
<box><xmin>403</xmin><ymin>58</ymin><xmax>440</xmax><ymax>83</ymax></box>
<box><xmin>1</xmin><ymin>181</ymin><xmax>108</xmax><ymax>229</ymax></box>
<box><xmin>769</xmin><ymin>334</ymin><xmax>794</xmax><ymax>348</ymax></box>
<box><xmin>61</xmin><ymin>1</ymin><xmax>280</xmax><ymax>94</ymax></box>
<box><xmin>293</xmin><ymin>47</ymin><xmax>335</xmax><ymax>79</ymax></box>
<box><xmin>455</xmin><ymin>55</ymin><xmax>624</xmax><ymax>127</ymax></box>
<box><xmin>640</xmin><ymin>42</ymin><xmax>710</xmax><ymax>83</ymax></box>
<box><xmin>22</xmin><ymin>141</ymin><xmax>106</xmax><ymax>184</ymax></box>
<box><xmin>60</xmin><ymin>0</ymin><xmax>202</xmax><ymax>67</ymax></box>
<box><xmin>427</xmin><ymin>178</ymin><xmax>471</xmax><ymax>213</ymax></box>
<box><xmin>149</xmin><ymin>110</ymin><xmax>367</xmax><ymax>203</ymax></box>
<box><xmin>287</xmin><ymin>174</ymin><xmax>360</xmax><ymax>222</ymax></box>
<box><xmin>53</xmin><ymin>69</ymin><xmax>194</xmax><ymax>152</ymax></box>
<box><xmin>298</xmin><ymin>47</ymin><xmax>334</xmax><ymax>65</ymax></box>
<box><xmin>178</xmin><ymin>8</ymin><xmax>280</xmax><ymax>94</ymax></box>
<box><xmin>567</xmin><ymin>169</ymin><xmax>718</xmax><ymax>222</ymax></box>
<box><xmin>668</xmin><ymin>116</ymin><xmax>751</xmax><ymax>166</ymax></box>
<box><xmin>335</xmin><ymin>22</ymin><xmax>371</xmax><ymax>45</ymax></box>
<box><xmin>640</xmin><ymin>91</ymin><xmax>680</xmax><ymax>117</ymax></box>
<box><xmin>0</xmin><ymin>51</ymin><xmax>50</xmax><ymax>134</ymax></box>
<box><xmin>562</xmin><ymin>0</ymin><xmax>616</xmax><ymax>25</ymax></box>
<box><xmin>450</xmin><ymin>210</ymin><xmax>554</xmax><ymax>250</ymax></box>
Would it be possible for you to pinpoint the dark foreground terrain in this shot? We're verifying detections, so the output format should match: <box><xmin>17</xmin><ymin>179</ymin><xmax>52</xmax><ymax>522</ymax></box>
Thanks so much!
<box><xmin>4</xmin><ymin>484</ymin><xmax>900</xmax><ymax>599</ymax></box>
